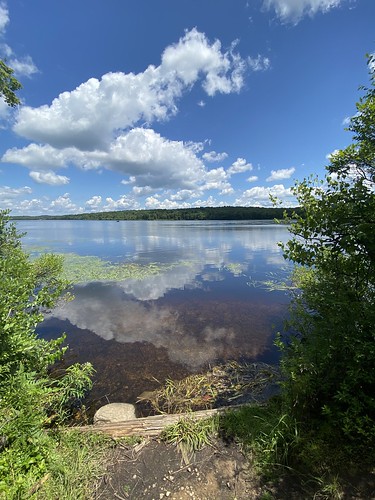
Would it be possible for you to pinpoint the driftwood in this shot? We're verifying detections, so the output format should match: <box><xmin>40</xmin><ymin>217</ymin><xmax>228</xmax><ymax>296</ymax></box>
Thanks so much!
<box><xmin>75</xmin><ymin>406</ymin><xmax>237</xmax><ymax>438</ymax></box>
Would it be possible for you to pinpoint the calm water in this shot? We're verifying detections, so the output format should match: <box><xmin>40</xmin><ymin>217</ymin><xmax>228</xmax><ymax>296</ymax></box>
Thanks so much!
<box><xmin>18</xmin><ymin>220</ymin><xmax>292</xmax><ymax>409</ymax></box>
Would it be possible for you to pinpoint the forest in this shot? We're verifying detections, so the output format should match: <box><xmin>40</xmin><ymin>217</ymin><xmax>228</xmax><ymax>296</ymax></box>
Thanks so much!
<box><xmin>12</xmin><ymin>205</ymin><xmax>299</xmax><ymax>221</ymax></box>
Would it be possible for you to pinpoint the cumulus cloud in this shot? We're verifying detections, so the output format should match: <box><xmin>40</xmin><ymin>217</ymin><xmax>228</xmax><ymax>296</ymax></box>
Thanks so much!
<box><xmin>247</xmin><ymin>175</ymin><xmax>258</xmax><ymax>183</ymax></box>
<box><xmin>29</xmin><ymin>171</ymin><xmax>69</xmax><ymax>185</ymax></box>
<box><xmin>132</xmin><ymin>185</ymin><xmax>154</xmax><ymax>197</ymax></box>
<box><xmin>202</xmin><ymin>150</ymin><xmax>228</xmax><ymax>163</ymax></box>
<box><xmin>104</xmin><ymin>195</ymin><xmax>140</xmax><ymax>211</ymax></box>
<box><xmin>263</xmin><ymin>0</ymin><xmax>344</xmax><ymax>23</ymax></box>
<box><xmin>85</xmin><ymin>195</ymin><xmax>102</xmax><ymax>209</ymax></box>
<box><xmin>11</xmin><ymin>28</ymin><xmax>247</xmax><ymax>151</ymax></box>
<box><xmin>235</xmin><ymin>184</ymin><xmax>295</xmax><ymax>207</ymax></box>
<box><xmin>0</xmin><ymin>185</ymin><xmax>32</xmax><ymax>210</ymax></box>
<box><xmin>170</xmin><ymin>189</ymin><xmax>200</xmax><ymax>202</ymax></box>
<box><xmin>2</xmin><ymin>142</ymin><xmax>104</xmax><ymax>174</ymax></box>
<box><xmin>5</xmin><ymin>128</ymin><xmax>234</xmax><ymax>192</ymax></box>
<box><xmin>266</xmin><ymin>167</ymin><xmax>295</xmax><ymax>181</ymax></box>
<box><xmin>51</xmin><ymin>193</ymin><xmax>81</xmax><ymax>212</ymax></box>
<box><xmin>1</xmin><ymin>25</ymin><xmax>277</xmax><ymax>211</ymax></box>
<box><xmin>228</xmin><ymin>157</ymin><xmax>253</xmax><ymax>175</ymax></box>
<box><xmin>3</xmin><ymin>28</ymin><xmax>264</xmax><ymax>199</ymax></box>
<box><xmin>104</xmin><ymin>128</ymin><xmax>206</xmax><ymax>189</ymax></box>
<box><xmin>144</xmin><ymin>194</ymin><xmax>221</xmax><ymax>210</ymax></box>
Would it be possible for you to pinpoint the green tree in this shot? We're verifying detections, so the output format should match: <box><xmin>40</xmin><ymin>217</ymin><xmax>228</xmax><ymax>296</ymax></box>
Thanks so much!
<box><xmin>279</xmin><ymin>55</ymin><xmax>375</xmax><ymax>447</ymax></box>
<box><xmin>0</xmin><ymin>59</ymin><xmax>22</xmax><ymax>106</ymax></box>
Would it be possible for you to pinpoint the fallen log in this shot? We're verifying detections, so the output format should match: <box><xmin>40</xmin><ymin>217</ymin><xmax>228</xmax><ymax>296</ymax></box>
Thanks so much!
<box><xmin>74</xmin><ymin>406</ymin><xmax>237</xmax><ymax>438</ymax></box>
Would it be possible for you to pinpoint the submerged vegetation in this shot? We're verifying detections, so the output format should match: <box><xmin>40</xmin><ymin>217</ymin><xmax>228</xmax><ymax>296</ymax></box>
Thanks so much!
<box><xmin>145</xmin><ymin>361</ymin><xmax>281</xmax><ymax>415</ymax></box>
<box><xmin>60</xmin><ymin>253</ymin><xmax>186</xmax><ymax>284</ymax></box>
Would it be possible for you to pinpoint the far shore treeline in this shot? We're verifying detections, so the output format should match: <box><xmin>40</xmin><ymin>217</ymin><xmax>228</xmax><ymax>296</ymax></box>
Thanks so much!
<box><xmin>11</xmin><ymin>205</ymin><xmax>301</xmax><ymax>221</ymax></box>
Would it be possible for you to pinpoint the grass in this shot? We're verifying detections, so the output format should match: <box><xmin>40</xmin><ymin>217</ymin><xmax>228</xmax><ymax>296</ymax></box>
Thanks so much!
<box><xmin>218</xmin><ymin>398</ymin><xmax>375</xmax><ymax>498</ymax></box>
<box><xmin>0</xmin><ymin>428</ymin><xmax>114</xmax><ymax>499</ymax></box>
<box><xmin>219</xmin><ymin>400</ymin><xmax>300</xmax><ymax>470</ymax></box>
<box><xmin>161</xmin><ymin>415</ymin><xmax>219</xmax><ymax>464</ymax></box>
<box><xmin>32</xmin><ymin>430</ymin><xmax>114</xmax><ymax>499</ymax></box>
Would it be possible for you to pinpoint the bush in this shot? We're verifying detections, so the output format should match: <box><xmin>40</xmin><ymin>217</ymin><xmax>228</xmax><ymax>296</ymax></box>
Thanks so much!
<box><xmin>0</xmin><ymin>211</ymin><xmax>95</xmax><ymax>497</ymax></box>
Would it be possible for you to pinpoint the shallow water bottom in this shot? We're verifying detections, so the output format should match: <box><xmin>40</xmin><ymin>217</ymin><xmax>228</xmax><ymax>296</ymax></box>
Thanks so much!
<box><xmin>38</xmin><ymin>293</ymin><xmax>288</xmax><ymax>415</ymax></box>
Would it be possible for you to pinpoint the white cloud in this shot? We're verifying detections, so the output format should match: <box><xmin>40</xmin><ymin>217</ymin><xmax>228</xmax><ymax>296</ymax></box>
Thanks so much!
<box><xmin>170</xmin><ymin>189</ymin><xmax>199</xmax><ymax>202</ymax></box>
<box><xmin>263</xmin><ymin>0</ymin><xmax>344</xmax><ymax>23</ymax></box>
<box><xmin>326</xmin><ymin>149</ymin><xmax>340</xmax><ymax>160</ymax></box>
<box><xmin>2</xmin><ymin>143</ymin><xmax>77</xmax><ymax>170</ymax></box>
<box><xmin>12</xmin><ymin>28</ymin><xmax>247</xmax><ymax>150</ymax></box>
<box><xmin>202</xmin><ymin>150</ymin><xmax>228</xmax><ymax>163</ymax></box>
<box><xmin>104</xmin><ymin>195</ymin><xmax>140</xmax><ymax>211</ymax></box>
<box><xmin>247</xmin><ymin>175</ymin><xmax>258</xmax><ymax>183</ymax></box>
<box><xmin>18</xmin><ymin>198</ymin><xmax>44</xmax><ymax>211</ymax></box>
<box><xmin>0</xmin><ymin>3</ymin><xmax>9</xmax><ymax>36</ymax></box>
<box><xmin>248</xmin><ymin>55</ymin><xmax>271</xmax><ymax>72</ymax></box>
<box><xmin>0</xmin><ymin>96</ymin><xmax>10</xmax><ymax>121</ymax></box>
<box><xmin>201</xmin><ymin>167</ymin><xmax>232</xmax><ymax>192</ymax></box>
<box><xmin>105</xmin><ymin>128</ymin><xmax>207</xmax><ymax>189</ymax></box>
<box><xmin>50</xmin><ymin>193</ymin><xmax>81</xmax><ymax>213</ymax></box>
<box><xmin>0</xmin><ymin>185</ymin><xmax>31</xmax><ymax>198</ymax></box>
<box><xmin>132</xmin><ymin>185</ymin><xmax>154</xmax><ymax>197</ymax></box>
<box><xmin>8</xmin><ymin>54</ymin><xmax>38</xmax><ymax>78</ymax></box>
<box><xmin>2</xmin><ymin>128</ymin><xmax>214</xmax><ymax>190</ymax></box>
<box><xmin>162</xmin><ymin>29</ymin><xmax>246</xmax><ymax>97</ymax></box>
<box><xmin>266</xmin><ymin>167</ymin><xmax>295</xmax><ymax>181</ymax></box>
<box><xmin>220</xmin><ymin>186</ymin><xmax>235</xmax><ymax>195</ymax></box>
<box><xmin>85</xmin><ymin>195</ymin><xmax>102</xmax><ymax>209</ymax></box>
<box><xmin>29</xmin><ymin>171</ymin><xmax>69</xmax><ymax>185</ymax></box>
<box><xmin>227</xmin><ymin>157</ymin><xmax>253</xmax><ymax>175</ymax></box>
<box><xmin>144</xmin><ymin>194</ymin><xmax>221</xmax><ymax>210</ymax></box>
<box><xmin>145</xmin><ymin>196</ymin><xmax>187</xmax><ymax>210</ymax></box>
<box><xmin>121</xmin><ymin>176</ymin><xmax>136</xmax><ymax>185</ymax></box>
<box><xmin>0</xmin><ymin>5</ymin><xmax>38</xmax><ymax>78</ymax></box>
<box><xmin>0</xmin><ymin>185</ymin><xmax>32</xmax><ymax>210</ymax></box>
<box><xmin>235</xmin><ymin>184</ymin><xmax>295</xmax><ymax>207</ymax></box>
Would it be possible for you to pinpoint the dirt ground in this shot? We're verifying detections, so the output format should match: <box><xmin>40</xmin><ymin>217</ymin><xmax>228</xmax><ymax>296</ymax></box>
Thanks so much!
<box><xmin>94</xmin><ymin>437</ymin><xmax>276</xmax><ymax>500</ymax></box>
<box><xmin>92</xmin><ymin>437</ymin><xmax>375</xmax><ymax>500</ymax></box>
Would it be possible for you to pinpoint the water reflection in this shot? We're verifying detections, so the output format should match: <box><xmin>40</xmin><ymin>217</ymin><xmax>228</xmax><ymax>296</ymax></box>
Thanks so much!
<box><xmin>18</xmin><ymin>220</ymin><xmax>292</xmax><ymax>405</ymax></box>
<box><xmin>48</xmin><ymin>281</ymin><xmax>287</xmax><ymax>369</ymax></box>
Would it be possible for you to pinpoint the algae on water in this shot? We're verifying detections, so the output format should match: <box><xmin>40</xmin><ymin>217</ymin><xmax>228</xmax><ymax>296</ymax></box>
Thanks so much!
<box><xmin>61</xmin><ymin>253</ymin><xmax>186</xmax><ymax>283</ymax></box>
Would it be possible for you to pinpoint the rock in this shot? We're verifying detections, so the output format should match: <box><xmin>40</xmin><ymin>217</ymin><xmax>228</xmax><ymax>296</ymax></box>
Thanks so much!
<box><xmin>94</xmin><ymin>403</ymin><xmax>136</xmax><ymax>424</ymax></box>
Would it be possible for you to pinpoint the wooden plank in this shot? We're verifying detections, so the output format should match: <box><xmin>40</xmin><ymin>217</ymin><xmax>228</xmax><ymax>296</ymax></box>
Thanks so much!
<box><xmin>74</xmin><ymin>406</ymin><xmax>235</xmax><ymax>438</ymax></box>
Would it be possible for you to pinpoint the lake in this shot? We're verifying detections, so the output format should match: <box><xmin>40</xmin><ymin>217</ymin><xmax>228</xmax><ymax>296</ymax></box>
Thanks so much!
<box><xmin>17</xmin><ymin>219</ymin><xmax>292</xmax><ymax>410</ymax></box>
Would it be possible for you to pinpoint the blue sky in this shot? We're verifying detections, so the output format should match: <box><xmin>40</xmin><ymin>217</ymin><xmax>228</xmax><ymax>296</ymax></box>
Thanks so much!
<box><xmin>0</xmin><ymin>0</ymin><xmax>374</xmax><ymax>215</ymax></box>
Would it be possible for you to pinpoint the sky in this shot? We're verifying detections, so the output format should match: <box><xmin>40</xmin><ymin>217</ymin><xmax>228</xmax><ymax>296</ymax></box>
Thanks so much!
<box><xmin>0</xmin><ymin>0</ymin><xmax>374</xmax><ymax>216</ymax></box>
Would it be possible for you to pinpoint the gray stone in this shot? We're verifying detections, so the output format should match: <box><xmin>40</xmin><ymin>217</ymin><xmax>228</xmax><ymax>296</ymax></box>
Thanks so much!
<box><xmin>94</xmin><ymin>403</ymin><xmax>136</xmax><ymax>424</ymax></box>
